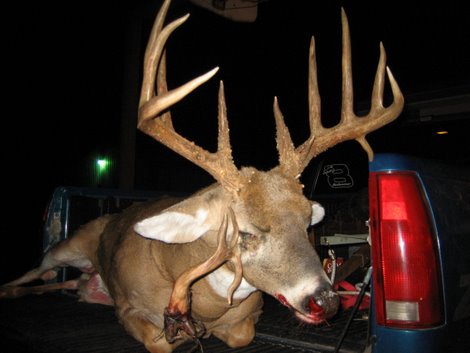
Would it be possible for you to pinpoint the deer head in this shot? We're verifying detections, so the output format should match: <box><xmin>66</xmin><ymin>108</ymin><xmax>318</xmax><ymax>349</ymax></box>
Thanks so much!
<box><xmin>136</xmin><ymin>0</ymin><xmax>404</xmax><ymax>329</ymax></box>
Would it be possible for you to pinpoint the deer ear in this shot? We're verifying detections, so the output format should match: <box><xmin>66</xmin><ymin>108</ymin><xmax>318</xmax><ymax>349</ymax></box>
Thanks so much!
<box><xmin>134</xmin><ymin>208</ymin><xmax>210</xmax><ymax>243</ymax></box>
<box><xmin>310</xmin><ymin>201</ymin><xmax>325</xmax><ymax>225</ymax></box>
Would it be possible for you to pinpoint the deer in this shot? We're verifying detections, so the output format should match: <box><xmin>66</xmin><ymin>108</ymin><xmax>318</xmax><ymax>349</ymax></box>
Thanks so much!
<box><xmin>0</xmin><ymin>0</ymin><xmax>404</xmax><ymax>352</ymax></box>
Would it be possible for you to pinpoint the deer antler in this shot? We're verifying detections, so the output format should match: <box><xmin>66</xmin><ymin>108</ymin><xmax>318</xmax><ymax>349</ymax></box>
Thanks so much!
<box><xmin>138</xmin><ymin>0</ymin><xmax>245</xmax><ymax>194</ymax></box>
<box><xmin>163</xmin><ymin>207</ymin><xmax>242</xmax><ymax>343</ymax></box>
<box><xmin>274</xmin><ymin>8</ymin><xmax>404</xmax><ymax>178</ymax></box>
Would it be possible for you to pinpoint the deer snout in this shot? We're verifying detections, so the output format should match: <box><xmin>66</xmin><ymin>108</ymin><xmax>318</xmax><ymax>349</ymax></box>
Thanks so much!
<box><xmin>306</xmin><ymin>286</ymin><xmax>339</xmax><ymax>320</ymax></box>
<box><xmin>275</xmin><ymin>284</ymin><xmax>339</xmax><ymax>325</ymax></box>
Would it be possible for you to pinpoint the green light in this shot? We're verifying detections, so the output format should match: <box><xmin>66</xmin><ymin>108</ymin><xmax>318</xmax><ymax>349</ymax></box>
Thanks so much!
<box><xmin>96</xmin><ymin>158</ymin><xmax>110</xmax><ymax>174</ymax></box>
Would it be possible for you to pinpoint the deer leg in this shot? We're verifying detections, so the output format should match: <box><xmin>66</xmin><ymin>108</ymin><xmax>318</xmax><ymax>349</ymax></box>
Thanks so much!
<box><xmin>164</xmin><ymin>208</ymin><xmax>240</xmax><ymax>343</ymax></box>
<box><xmin>0</xmin><ymin>279</ymin><xmax>80</xmax><ymax>299</ymax></box>
<box><xmin>0</xmin><ymin>244</ymin><xmax>92</xmax><ymax>299</ymax></box>
<box><xmin>0</xmin><ymin>247</ymin><xmax>89</xmax><ymax>299</ymax></box>
<box><xmin>76</xmin><ymin>272</ymin><xmax>114</xmax><ymax>306</ymax></box>
<box><xmin>212</xmin><ymin>316</ymin><xmax>257</xmax><ymax>348</ymax></box>
<box><xmin>210</xmin><ymin>291</ymin><xmax>263</xmax><ymax>348</ymax></box>
<box><xmin>118</xmin><ymin>308</ymin><xmax>184</xmax><ymax>353</ymax></box>
<box><xmin>0</xmin><ymin>247</ymin><xmax>83</xmax><ymax>299</ymax></box>
<box><xmin>1</xmin><ymin>215</ymin><xmax>109</xmax><ymax>299</ymax></box>
<box><xmin>0</xmin><ymin>246</ymin><xmax>75</xmax><ymax>299</ymax></box>
<box><xmin>1</xmin><ymin>250</ymin><xmax>64</xmax><ymax>288</ymax></box>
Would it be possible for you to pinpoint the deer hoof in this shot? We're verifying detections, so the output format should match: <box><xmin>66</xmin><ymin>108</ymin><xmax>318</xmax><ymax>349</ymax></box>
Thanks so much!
<box><xmin>163</xmin><ymin>307</ymin><xmax>206</xmax><ymax>344</ymax></box>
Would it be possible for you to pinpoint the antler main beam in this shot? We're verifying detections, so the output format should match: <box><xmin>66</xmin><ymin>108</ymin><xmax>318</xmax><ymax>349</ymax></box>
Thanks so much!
<box><xmin>275</xmin><ymin>8</ymin><xmax>404</xmax><ymax>178</ymax></box>
<box><xmin>138</xmin><ymin>0</ymin><xmax>245</xmax><ymax>193</ymax></box>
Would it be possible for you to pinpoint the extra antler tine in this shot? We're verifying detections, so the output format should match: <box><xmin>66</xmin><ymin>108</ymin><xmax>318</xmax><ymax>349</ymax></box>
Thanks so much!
<box><xmin>220</xmin><ymin>211</ymin><xmax>230</xmax><ymax>245</ymax></box>
<box><xmin>226</xmin><ymin>207</ymin><xmax>239</xmax><ymax>248</ymax></box>
<box><xmin>166</xmin><ymin>209</ymin><xmax>233</xmax><ymax>318</ymax></box>
<box><xmin>227</xmin><ymin>252</ymin><xmax>243</xmax><ymax>305</ymax></box>
<box><xmin>225</xmin><ymin>207</ymin><xmax>243</xmax><ymax>305</ymax></box>
<box><xmin>356</xmin><ymin>137</ymin><xmax>374</xmax><ymax>162</ymax></box>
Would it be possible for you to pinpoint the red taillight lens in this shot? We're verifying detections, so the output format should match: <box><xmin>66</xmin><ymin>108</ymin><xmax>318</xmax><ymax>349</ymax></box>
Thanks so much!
<box><xmin>369</xmin><ymin>172</ymin><xmax>443</xmax><ymax>328</ymax></box>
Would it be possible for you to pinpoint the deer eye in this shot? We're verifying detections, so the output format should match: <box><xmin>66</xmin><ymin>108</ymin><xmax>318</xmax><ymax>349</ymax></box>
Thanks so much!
<box><xmin>239</xmin><ymin>231</ymin><xmax>265</xmax><ymax>253</ymax></box>
<box><xmin>239</xmin><ymin>231</ymin><xmax>257</xmax><ymax>240</ymax></box>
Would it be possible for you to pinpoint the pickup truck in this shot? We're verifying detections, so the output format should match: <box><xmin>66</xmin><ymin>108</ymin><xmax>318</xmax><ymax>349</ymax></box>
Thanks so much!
<box><xmin>1</xmin><ymin>152</ymin><xmax>469</xmax><ymax>353</ymax></box>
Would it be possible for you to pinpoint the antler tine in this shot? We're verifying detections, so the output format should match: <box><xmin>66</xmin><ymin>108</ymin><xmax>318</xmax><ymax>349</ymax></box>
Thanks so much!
<box><xmin>163</xmin><ymin>207</ymin><xmax>242</xmax><ymax>342</ymax></box>
<box><xmin>138</xmin><ymin>0</ymin><xmax>172</xmax><ymax>109</ymax></box>
<box><xmin>138</xmin><ymin>0</ymin><xmax>244</xmax><ymax>193</ymax></box>
<box><xmin>307</xmin><ymin>36</ymin><xmax>323</xmax><ymax>135</ymax></box>
<box><xmin>274</xmin><ymin>97</ymin><xmax>300</xmax><ymax>177</ymax></box>
<box><xmin>275</xmin><ymin>7</ymin><xmax>404</xmax><ymax>177</ymax></box>
<box><xmin>216</xmin><ymin>82</ymin><xmax>246</xmax><ymax>192</ymax></box>
<box><xmin>340</xmin><ymin>8</ymin><xmax>355</xmax><ymax>123</ymax></box>
<box><xmin>139</xmin><ymin>1</ymin><xmax>216</xmax><ymax>117</ymax></box>
<box><xmin>274</xmin><ymin>36</ymin><xmax>321</xmax><ymax>177</ymax></box>
<box><xmin>138</xmin><ymin>0</ymin><xmax>219</xmax><ymax>122</ymax></box>
<box><xmin>166</xmin><ymin>207</ymin><xmax>240</xmax><ymax>315</ymax></box>
<box><xmin>309</xmin><ymin>8</ymin><xmax>404</xmax><ymax>162</ymax></box>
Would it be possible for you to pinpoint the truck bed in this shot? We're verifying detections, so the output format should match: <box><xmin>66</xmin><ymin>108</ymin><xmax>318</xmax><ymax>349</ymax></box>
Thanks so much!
<box><xmin>0</xmin><ymin>292</ymin><xmax>368</xmax><ymax>353</ymax></box>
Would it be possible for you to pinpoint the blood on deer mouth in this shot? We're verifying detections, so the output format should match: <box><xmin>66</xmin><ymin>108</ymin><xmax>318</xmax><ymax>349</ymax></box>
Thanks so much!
<box><xmin>274</xmin><ymin>293</ymin><xmax>327</xmax><ymax>325</ymax></box>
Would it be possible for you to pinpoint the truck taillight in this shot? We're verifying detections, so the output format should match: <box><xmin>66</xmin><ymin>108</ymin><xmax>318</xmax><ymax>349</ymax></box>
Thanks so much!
<box><xmin>369</xmin><ymin>172</ymin><xmax>443</xmax><ymax>328</ymax></box>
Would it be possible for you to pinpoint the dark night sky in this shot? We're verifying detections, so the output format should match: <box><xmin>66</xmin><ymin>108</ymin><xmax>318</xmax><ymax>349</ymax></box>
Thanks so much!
<box><xmin>2</xmin><ymin>0</ymin><xmax>469</xmax><ymax>281</ymax></box>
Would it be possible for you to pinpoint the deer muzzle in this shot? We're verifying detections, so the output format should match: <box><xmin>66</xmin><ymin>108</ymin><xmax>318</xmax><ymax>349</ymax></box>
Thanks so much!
<box><xmin>305</xmin><ymin>287</ymin><xmax>340</xmax><ymax>322</ymax></box>
<box><xmin>275</xmin><ymin>285</ymin><xmax>339</xmax><ymax>325</ymax></box>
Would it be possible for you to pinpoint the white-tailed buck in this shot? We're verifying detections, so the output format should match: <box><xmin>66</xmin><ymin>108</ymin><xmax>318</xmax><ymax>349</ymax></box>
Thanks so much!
<box><xmin>0</xmin><ymin>0</ymin><xmax>404</xmax><ymax>352</ymax></box>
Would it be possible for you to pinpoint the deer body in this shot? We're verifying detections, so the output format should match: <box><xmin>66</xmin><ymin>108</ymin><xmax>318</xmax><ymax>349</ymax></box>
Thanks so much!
<box><xmin>1</xmin><ymin>171</ymin><xmax>328</xmax><ymax>352</ymax></box>
<box><xmin>96</xmin><ymin>189</ymin><xmax>263</xmax><ymax>352</ymax></box>
<box><xmin>0</xmin><ymin>0</ymin><xmax>404</xmax><ymax>351</ymax></box>
<box><xmin>98</xmin><ymin>168</ymin><xmax>331</xmax><ymax>351</ymax></box>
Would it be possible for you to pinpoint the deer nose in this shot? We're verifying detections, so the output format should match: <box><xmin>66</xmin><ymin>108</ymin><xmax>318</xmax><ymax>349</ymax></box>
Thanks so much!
<box><xmin>306</xmin><ymin>286</ymin><xmax>339</xmax><ymax>319</ymax></box>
